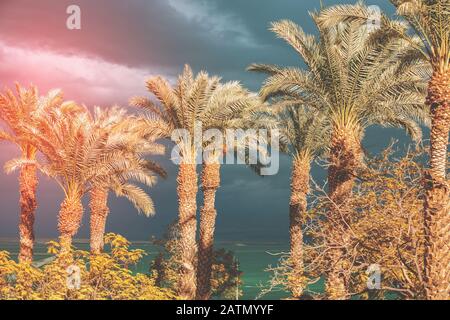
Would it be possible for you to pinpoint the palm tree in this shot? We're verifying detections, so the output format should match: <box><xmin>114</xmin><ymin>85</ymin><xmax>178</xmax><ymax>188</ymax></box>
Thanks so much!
<box><xmin>88</xmin><ymin>107</ymin><xmax>167</xmax><ymax>254</ymax></box>
<box><xmin>195</xmin><ymin>85</ymin><xmax>273</xmax><ymax>300</ymax></box>
<box><xmin>274</xmin><ymin>103</ymin><xmax>328</xmax><ymax>298</ymax></box>
<box><xmin>310</xmin><ymin>0</ymin><xmax>449</xmax><ymax>301</ymax></box>
<box><xmin>390</xmin><ymin>0</ymin><xmax>449</xmax><ymax>301</ymax></box>
<box><xmin>131</xmin><ymin>65</ymin><xmax>223</xmax><ymax>299</ymax></box>
<box><xmin>0</xmin><ymin>85</ymin><xmax>64</xmax><ymax>263</ymax></box>
<box><xmin>132</xmin><ymin>66</ymin><xmax>273</xmax><ymax>299</ymax></box>
<box><xmin>21</xmin><ymin>104</ymin><xmax>133</xmax><ymax>254</ymax></box>
<box><xmin>249</xmin><ymin>3</ymin><xmax>429</xmax><ymax>299</ymax></box>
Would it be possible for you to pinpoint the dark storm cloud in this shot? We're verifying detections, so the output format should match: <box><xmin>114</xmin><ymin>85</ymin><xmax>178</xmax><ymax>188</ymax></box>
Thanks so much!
<box><xmin>0</xmin><ymin>0</ymin><xmax>405</xmax><ymax>241</ymax></box>
<box><xmin>0</xmin><ymin>0</ymin><xmax>264</xmax><ymax>69</ymax></box>
<box><xmin>0</xmin><ymin>0</ymin><xmax>394</xmax><ymax>88</ymax></box>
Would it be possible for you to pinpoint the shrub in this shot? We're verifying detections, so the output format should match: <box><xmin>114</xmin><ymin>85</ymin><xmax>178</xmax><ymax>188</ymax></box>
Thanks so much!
<box><xmin>0</xmin><ymin>233</ymin><xmax>176</xmax><ymax>300</ymax></box>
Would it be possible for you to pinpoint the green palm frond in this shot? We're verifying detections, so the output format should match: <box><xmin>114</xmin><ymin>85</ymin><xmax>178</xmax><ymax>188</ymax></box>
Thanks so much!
<box><xmin>24</xmin><ymin>102</ymin><xmax>165</xmax><ymax>216</ymax></box>
<box><xmin>249</xmin><ymin>3</ymin><xmax>430</xmax><ymax>145</ymax></box>
<box><xmin>114</xmin><ymin>183</ymin><xmax>155</xmax><ymax>217</ymax></box>
<box><xmin>135</xmin><ymin>64</ymin><xmax>276</xmax><ymax>168</ymax></box>
<box><xmin>247</xmin><ymin>63</ymin><xmax>285</xmax><ymax>75</ymax></box>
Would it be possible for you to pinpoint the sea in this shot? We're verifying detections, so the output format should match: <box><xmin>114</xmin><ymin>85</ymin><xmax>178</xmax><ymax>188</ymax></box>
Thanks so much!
<box><xmin>0</xmin><ymin>238</ymin><xmax>298</xmax><ymax>300</ymax></box>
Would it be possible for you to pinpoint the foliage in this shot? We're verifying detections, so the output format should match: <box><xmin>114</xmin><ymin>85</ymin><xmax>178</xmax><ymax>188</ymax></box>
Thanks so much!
<box><xmin>0</xmin><ymin>234</ymin><xmax>176</xmax><ymax>300</ymax></box>
<box><xmin>249</xmin><ymin>3</ymin><xmax>430</xmax><ymax>138</ymax></box>
<box><xmin>0</xmin><ymin>84</ymin><xmax>63</xmax><ymax>150</ymax></box>
<box><xmin>152</xmin><ymin>223</ymin><xmax>243</xmax><ymax>300</ymax></box>
<box><xmin>393</xmin><ymin>0</ymin><xmax>449</xmax><ymax>69</ymax></box>
<box><xmin>261</xmin><ymin>144</ymin><xmax>428</xmax><ymax>299</ymax></box>
<box><xmin>275</xmin><ymin>104</ymin><xmax>329</xmax><ymax>159</ymax></box>
<box><xmin>130</xmin><ymin>64</ymin><xmax>275</xmax><ymax>164</ymax></box>
<box><xmin>89</xmin><ymin>106</ymin><xmax>167</xmax><ymax>216</ymax></box>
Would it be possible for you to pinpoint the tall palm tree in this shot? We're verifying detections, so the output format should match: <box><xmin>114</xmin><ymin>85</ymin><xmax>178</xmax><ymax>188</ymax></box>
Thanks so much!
<box><xmin>88</xmin><ymin>107</ymin><xmax>167</xmax><ymax>254</ymax></box>
<box><xmin>0</xmin><ymin>85</ymin><xmax>64</xmax><ymax>263</ymax></box>
<box><xmin>311</xmin><ymin>0</ymin><xmax>449</xmax><ymax>301</ymax></box>
<box><xmin>195</xmin><ymin>86</ymin><xmax>273</xmax><ymax>300</ymax></box>
<box><xmin>131</xmin><ymin>65</ymin><xmax>223</xmax><ymax>299</ymax></box>
<box><xmin>20</xmin><ymin>104</ymin><xmax>133</xmax><ymax>254</ymax></box>
<box><xmin>132</xmin><ymin>66</ymin><xmax>273</xmax><ymax>299</ymax></box>
<box><xmin>390</xmin><ymin>0</ymin><xmax>449</xmax><ymax>301</ymax></box>
<box><xmin>249</xmin><ymin>4</ymin><xmax>429</xmax><ymax>299</ymax></box>
<box><xmin>274</xmin><ymin>103</ymin><xmax>328</xmax><ymax>298</ymax></box>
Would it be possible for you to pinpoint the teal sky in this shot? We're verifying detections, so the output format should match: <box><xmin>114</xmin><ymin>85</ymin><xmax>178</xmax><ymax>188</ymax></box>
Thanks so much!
<box><xmin>0</xmin><ymin>0</ymin><xmax>415</xmax><ymax>242</ymax></box>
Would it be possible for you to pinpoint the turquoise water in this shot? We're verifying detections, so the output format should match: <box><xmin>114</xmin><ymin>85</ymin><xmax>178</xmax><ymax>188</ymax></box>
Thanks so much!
<box><xmin>0</xmin><ymin>239</ymin><xmax>290</xmax><ymax>300</ymax></box>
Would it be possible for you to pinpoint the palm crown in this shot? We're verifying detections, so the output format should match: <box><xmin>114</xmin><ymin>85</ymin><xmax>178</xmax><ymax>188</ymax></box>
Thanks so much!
<box><xmin>89</xmin><ymin>106</ymin><xmax>166</xmax><ymax>216</ymax></box>
<box><xmin>390</xmin><ymin>0</ymin><xmax>449</xmax><ymax>71</ymax></box>
<box><xmin>249</xmin><ymin>3</ymin><xmax>430</xmax><ymax>139</ymax></box>
<box><xmin>19</xmin><ymin>103</ymin><xmax>141</xmax><ymax>251</ymax></box>
<box><xmin>276</xmin><ymin>104</ymin><xmax>329</xmax><ymax>159</ymax></box>
<box><xmin>0</xmin><ymin>85</ymin><xmax>63</xmax><ymax>153</ymax></box>
<box><xmin>132</xmin><ymin>65</ymin><xmax>275</xmax><ymax>164</ymax></box>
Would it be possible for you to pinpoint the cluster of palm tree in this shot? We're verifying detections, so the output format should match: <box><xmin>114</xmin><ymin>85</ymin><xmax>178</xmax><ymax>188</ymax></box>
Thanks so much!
<box><xmin>0</xmin><ymin>1</ymin><xmax>448</xmax><ymax>300</ymax></box>
<box><xmin>130</xmin><ymin>65</ymin><xmax>275</xmax><ymax>299</ymax></box>
<box><xmin>0</xmin><ymin>87</ymin><xmax>166</xmax><ymax>258</ymax></box>
<box><xmin>247</xmin><ymin>1</ymin><xmax>447</xmax><ymax>300</ymax></box>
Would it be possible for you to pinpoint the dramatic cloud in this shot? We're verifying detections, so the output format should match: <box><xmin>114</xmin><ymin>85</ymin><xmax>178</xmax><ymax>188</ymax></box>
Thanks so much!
<box><xmin>0</xmin><ymin>0</ymin><xmax>400</xmax><ymax>241</ymax></box>
<box><xmin>0</xmin><ymin>41</ymin><xmax>178</xmax><ymax>106</ymax></box>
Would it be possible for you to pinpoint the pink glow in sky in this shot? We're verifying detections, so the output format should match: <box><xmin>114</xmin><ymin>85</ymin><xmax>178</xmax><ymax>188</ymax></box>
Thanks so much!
<box><xmin>0</xmin><ymin>41</ymin><xmax>174</xmax><ymax>107</ymax></box>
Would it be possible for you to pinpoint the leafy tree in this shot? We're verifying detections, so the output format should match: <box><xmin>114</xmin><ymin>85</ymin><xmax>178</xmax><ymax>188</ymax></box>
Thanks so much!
<box><xmin>307</xmin><ymin>145</ymin><xmax>427</xmax><ymax>299</ymax></box>
<box><xmin>0</xmin><ymin>233</ymin><xmax>175</xmax><ymax>300</ymax></box>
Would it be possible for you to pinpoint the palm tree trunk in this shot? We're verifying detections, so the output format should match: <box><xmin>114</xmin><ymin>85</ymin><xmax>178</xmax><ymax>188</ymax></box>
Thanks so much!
<box><xmin>89</xmin><ymin>187</ymin><xmax>109</xmax><ymax>255</ymax></box>
<box><xmin>196</xmin><ymin>162</ymin><xmax>220</xmax><ymax>300</ymax></box>
<box><xmin>58</xmin><ymin>193</ymin><xmax>83</xmax><ymax>254</ymax></box>
<box><xmin>18</xmin><ymin>150</ymin><xmax>38</xmax><ymax>263</ymax></box>
<box><xmin>423</xmin><ymin>68</ymin><xmax>450</xmax><ymax>300</ymax></box>
<box><xmin>288</xmin><ymin>152</ymin><xmax>310</xmax><ymax>299</ymax></box>
<box><xmin>326</xmin><ymin>125</ymin><xmax>362</xmax><ymax>300</ymax></box>
<box><xmin>177</xmin><ymin>163</ymin><xmax>198</xmax><ymax>300</ymax></box>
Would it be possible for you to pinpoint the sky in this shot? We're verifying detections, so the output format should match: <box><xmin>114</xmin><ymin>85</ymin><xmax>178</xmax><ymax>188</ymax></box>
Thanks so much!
<box><xmin>0</xmin><ymin>0</ymin><xmax>411</xmax><ymax>242</ymax></box>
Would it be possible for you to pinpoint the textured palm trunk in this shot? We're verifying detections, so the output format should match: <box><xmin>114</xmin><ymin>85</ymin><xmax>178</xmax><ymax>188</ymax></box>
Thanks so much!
<box><xmin>325</xmin><ymin>125</ymin><xmax>362</xmax><ymax>300</ymax></box>
<box><xmin>89</xmin><ymin>187</ymin><xmax>109</xmax><ymax>255</ymax></box>
<box><xmin>196</xmin><ymin>162</ymin><xmax>220</xmax><ymax>300</ymax></box>
<box><xmin>288</xmin><ymin>152</ymin><xmax>310</xmax><ymax>299</ymax></box>
<box><xmin>58</xmin><ymin>193</ymin><xmax>84</xmax><ymax>254</ymax></box>
<box><xmin>423</xmin><ymin>68</ymin><xmax>450</xmax><ymax>300</ymax></box>
<box><xmin>177</xmin><ymin>163</ymin><xmax>198</xmax><ymax>300</ymax></box>
<box><xmin>18</xmin><ymin>148</ymin><xmax>38</xmax><ymax>263</ymax></box>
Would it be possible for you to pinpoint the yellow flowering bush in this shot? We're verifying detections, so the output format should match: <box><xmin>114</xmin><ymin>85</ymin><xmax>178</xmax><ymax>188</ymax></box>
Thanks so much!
<box><xmin>0</xmin><ymin>233</ymin><xmax>176</xmax><ymax>300</ymax></box>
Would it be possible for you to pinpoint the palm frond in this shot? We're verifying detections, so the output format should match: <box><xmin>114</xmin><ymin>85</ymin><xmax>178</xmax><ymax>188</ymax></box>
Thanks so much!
<box><xmin>3</xmin><ymin>158</ymin><xmax>38</xmax><ymax>174</ymax></box>
<box><xmin>114</xmin><ymin>183</ymin><xmax>155</xmax><ymax>217</ymax></box>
